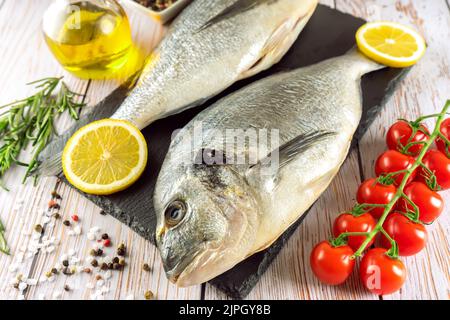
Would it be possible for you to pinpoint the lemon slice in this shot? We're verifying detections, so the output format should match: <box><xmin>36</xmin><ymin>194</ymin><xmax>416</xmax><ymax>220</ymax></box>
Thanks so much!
<box><xmin>62</xmin><ymin>119</ymin><xmax>148</xmax><ymax>195</ymax></box>
<box><xmin>356</xmin><ymin>21</ymin><xmax>426</xmax><ymax>68</ymax></box>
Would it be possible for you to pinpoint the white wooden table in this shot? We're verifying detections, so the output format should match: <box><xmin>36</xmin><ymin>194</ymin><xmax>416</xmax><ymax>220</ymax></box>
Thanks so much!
<box><xmin>0</xmin><ymin>0</ymin><xmax>448</xmax><ymax>300</ymax></box>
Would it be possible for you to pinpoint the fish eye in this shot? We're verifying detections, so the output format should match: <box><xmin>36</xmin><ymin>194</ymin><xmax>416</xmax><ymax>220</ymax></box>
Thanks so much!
<box><xmin>165</xmin><ymin>200</ymin><xmax>187</xmax><ymax>227</ymax></box>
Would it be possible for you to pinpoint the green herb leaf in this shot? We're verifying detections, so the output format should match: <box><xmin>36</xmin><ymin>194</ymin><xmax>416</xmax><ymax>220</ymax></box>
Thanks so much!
<box><xmin>0</xmin><ymin>77</ymin><xmax>86</xmax><ymax>255</ymax></box>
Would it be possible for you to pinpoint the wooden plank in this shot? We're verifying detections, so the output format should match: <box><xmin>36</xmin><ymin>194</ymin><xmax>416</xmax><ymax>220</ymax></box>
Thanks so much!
<box><xmin>22</xmin><ymin>3</ymin><xmax>201</xmax><ymax>300</ymax></box>
<box><xmin>335</xmin><ymin>0</ymin><xmax>450</xmax><ymax>299</ymax></box>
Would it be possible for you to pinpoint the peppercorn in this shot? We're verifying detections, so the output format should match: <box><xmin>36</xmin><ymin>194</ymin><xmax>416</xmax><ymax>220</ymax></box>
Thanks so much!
<box><xmin>117</xmin><ymin>243</ymin><xmax>126</xmax><ymax>256</ymax></box>
<box><xmin>144</xmin><ymin>290</ymin><xmax>154</xmax><ymax>300</ymax></box>
<box><xmin>91</xmin><ymin>259</ymin><xmax>98</xmax><ymax>267</ymax></box>
<box><xmin>108</xmin><ymin>263</ymin><xmax>114</xmax><ymax>270</ymax></box>
<box><xmin>62</xmin><ymin>260</ymin><xmax>69</xmax><ymax>267</ymax></box>
<box><xmin>102</xmin><ymin>233</ymin><xmax>109</xmax><ymax>240</ymax></box>
<box><xmin>51</xmin><ymin>268</ymin><xmax>59</xmax><ymax>275</ymax></box>
<box><xmin>101</xmin><ymin>263</ymin><xmax>108</xmax><ymax>271</ymax></box>
<box><xmin>53</xmin><ymin>213</ymin><xmax>61</xmax><ymax>220</ymax></box>
<box><xmin>34</xmin><ymin>224</ymin><xmax>43</xmax><ymax>234</ymax></box>
<box><xmin>113</xmin><ymin>263</ymin><xmax>121</xmax><ymax>270</ymax></box>
<box><xmin>63</xmin><ymin>220</ymin><xmax>71</xmax><ymax>226</ymax></box>
<box><xmin>64</xmin><ymin>285</ymin><xmax>70</xmax><ymax>292</ymax></box>
<box><xmin>118</xmin><ymin>258</ymin><xmax>126</xmax><ymax>266</ymax></box>
<box><xmin>97</xmin><ymin>248</ymin><xmax>103</xmax><ymax>256</ymax></box>
<box><xmin>62</xmin><ymin>267</ymin><xmax>72</xmax><ymax>275</ymax></box>
<box><xmin>112</xmin><ymin>257</ymin><xmax>119</xmax><ymax>264</ymax></box>
<box><xmin>45</xmin><ymin>271</ymin><xmax>53</xmax><ymax>278</ymax></box>
<box><xmin>13</xmin><ymin>282</ymin><xmax>19</xmax><ymax>289</ymax></box>
<box><xmin>83</xmin><ymin>268</ymin><xmax>92</xmax><ymax>274</ymax></box>
<box><xmin>143</xmin><ymin>263</ymin><xmax>151</xmax><ymax>272</ymax></box>
<box><xmin>99</xmin><ymin>210</ymin><xmax>107</xmax><ymax>215</ymax></box>
<box><xmin>51</xmin><ymin>190</ymin><xmax>62</xmax><ymax>200</ymax></box>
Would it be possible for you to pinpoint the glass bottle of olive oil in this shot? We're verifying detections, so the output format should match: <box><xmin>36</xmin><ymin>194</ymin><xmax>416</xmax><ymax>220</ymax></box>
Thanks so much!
<box><xmin>43</xmin><ymin>0</ymin><xmax>133</xmax><ymax>79</ymax></box>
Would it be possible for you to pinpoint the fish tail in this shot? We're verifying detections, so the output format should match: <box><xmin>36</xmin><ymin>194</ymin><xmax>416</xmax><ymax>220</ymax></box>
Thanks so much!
<box><xmin>344</xmin><ymin>47</ymin><xmax>386</xmax><ymax>77</ymax></box>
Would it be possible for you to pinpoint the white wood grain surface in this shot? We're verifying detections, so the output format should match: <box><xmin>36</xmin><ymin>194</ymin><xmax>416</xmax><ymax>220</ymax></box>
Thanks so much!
<box><xmin>0</xmin><ymin>0</ymin><xmax>448</xmax><ymax>300</ymax></box>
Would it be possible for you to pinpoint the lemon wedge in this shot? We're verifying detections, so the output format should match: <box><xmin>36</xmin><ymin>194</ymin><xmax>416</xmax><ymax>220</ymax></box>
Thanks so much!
<box><xmin>62</xmin><ymin>119</ymin><xmax>148</xmax><ymax>195</ymax></box>
<box><xmin>356</xmin><ymin>21</ymin><xmax>426</xmax><ymax>68</ymax></box>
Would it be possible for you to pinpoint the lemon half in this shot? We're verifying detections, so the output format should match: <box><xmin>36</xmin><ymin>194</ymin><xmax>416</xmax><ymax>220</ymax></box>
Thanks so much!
<box><xmin>62</xmin><ymin>119</ymin><xmax>148</xmax><ymax>195</ymax></box>
<box><xmin>356</xmin><ymin>21</ymin><xmax>426</xmax><ymax>68</ymax></box>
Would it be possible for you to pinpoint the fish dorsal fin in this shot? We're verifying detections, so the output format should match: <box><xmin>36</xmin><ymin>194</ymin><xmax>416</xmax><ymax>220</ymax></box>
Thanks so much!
<box><xmin>246</xmin><ymin>131</ymin><xmax>337</xmax><ymax>184</ymax></box>
<box><xmin>197</xmin><ymin>0</ymin><xmax>276</xmax><ymax>32</ymax></box>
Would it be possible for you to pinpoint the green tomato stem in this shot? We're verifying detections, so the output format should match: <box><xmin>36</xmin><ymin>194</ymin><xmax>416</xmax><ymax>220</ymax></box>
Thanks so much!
<box><xmin>353</xmin><ymin>100</ymin><xmax>450</xmax><ymax>258</ymax></box>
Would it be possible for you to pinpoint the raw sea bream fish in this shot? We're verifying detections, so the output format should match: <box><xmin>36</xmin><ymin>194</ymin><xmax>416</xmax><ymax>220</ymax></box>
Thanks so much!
<box><xmin>111</xmin><ymin>0</ymin><xmax>319</xmax><ymax>129</ymax></box>
<box><xmin>154</xmin><ymin>49</ymin><xmax>385</xmax><ymax>286</ymax></box>
<box><xmin>38</xmin><ymin>0</ymin><xmax>318</xmax><ymax>174</ymax></box>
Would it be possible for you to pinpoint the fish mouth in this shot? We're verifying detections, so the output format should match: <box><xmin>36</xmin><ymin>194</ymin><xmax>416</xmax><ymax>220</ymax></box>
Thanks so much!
<box><xmin>163</xmin><ymin>250</ymin><xmax>202</xmax><ymax>285</ymax></box>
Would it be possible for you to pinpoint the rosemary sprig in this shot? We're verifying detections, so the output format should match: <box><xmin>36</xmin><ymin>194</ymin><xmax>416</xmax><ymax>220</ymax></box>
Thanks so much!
<box><xmin>0</xmin><ymin>77</ymin><xmax>86</xmax><ymax>184</ymax></box>
<box><xmin>0</xmin><ymin>77</ymin><xmax>85</xmax><ymax>255</ymax></box>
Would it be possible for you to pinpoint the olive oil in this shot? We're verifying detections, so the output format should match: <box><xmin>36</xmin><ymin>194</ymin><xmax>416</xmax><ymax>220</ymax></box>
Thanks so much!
<box><xmin>43</xmin><ymin>1</ymin><xmax>134</xmax><ymax>79</ymax></box>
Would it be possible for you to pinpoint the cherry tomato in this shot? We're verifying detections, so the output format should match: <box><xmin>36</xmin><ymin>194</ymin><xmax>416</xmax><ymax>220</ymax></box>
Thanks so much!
<box><xmin>357</xmin><ymin>178</ymin><xmax>397</xmax><ymax>219</ymax></box>
<box><xmin>375</xmin><ymin>150</ymin><xmax>416</xmax><ymax>186</ymax></box>
<box><xmin>333</xmin><ymin>213</ymin><xmax>376</xmax><ymax>251</ymax></box>
<box><xmin>397</xmin><ymin>182</ymin><xmax>444</xmax><ymax>224</ymax></box>
<box><xmin>381</xmin><ymin>213</ymin><xmax>427</xmax><ymax>256</ymax></box>
<box><xmin>417</xmin><ymin>149</ymin><xmax>450</xmax><ymax>190</ymax></box>
<box><xmin>359</xmin><ymin>248</ymin><xmax>406</xmax><ymax>295</ymax></box>
<box><xmin>436</xmin><ymin>118</ymin><xmax>450</xmax><ymax>157</ymax></box>
<box><xmin>386</xmin><ymin>120</ymin><xmax>429</xmax><ymax>156</ymax></box>
<box><xmin>310</xmin><ymin>241</ymin><xmax>355</xmax><ymax>285</ymax></box>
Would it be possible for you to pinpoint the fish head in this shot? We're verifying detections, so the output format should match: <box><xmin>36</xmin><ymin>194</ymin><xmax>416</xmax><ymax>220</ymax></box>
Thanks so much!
<box><xmin>154</xmin><ymin>162</ymin><xmax>259</xmax><ymax>287</ymax></box>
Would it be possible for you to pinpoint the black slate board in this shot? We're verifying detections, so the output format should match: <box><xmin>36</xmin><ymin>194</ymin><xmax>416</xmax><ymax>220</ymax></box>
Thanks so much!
<box><xmin>59</xmin><ymin>4</ymin><xmax>409</xmax><ymax>299</ymax></box>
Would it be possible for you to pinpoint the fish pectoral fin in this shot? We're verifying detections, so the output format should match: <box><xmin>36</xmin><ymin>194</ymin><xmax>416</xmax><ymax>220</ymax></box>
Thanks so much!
<box><xmin>253</xmin><ymin>131</ymin><xmax>336</xmax><ymax>171</ymax></box>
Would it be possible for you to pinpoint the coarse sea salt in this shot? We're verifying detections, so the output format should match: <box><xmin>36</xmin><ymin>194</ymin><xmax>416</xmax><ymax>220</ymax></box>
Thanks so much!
<box><xmin>90</xmin><ymin>226</ymin><xmax>100</xmax><ymax>233</ymax></box>
<box><xmin>26</xmin><ymin>279</ymin><xmax>38</xmax><ymax>286</ymax></box>
<box><xmin>74</xmin><ymin>225</ymin><xmax>82</xmax><ymax>235</ymax></box>
<box><xmin>18</xmin><ymin>282</ymin><xmax>27</xmax><ymax>291</ymax></box>
<box><xmin>87</xmin><ymin>232</ymin><xmax>95</xmax><ymax>241</ymax></box>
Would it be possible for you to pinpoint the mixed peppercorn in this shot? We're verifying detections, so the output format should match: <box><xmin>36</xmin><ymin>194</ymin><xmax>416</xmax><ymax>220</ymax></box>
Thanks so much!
<box><xmin>134</xmin><ymin>0</ymin><xmax>178</xmax><ymax>12</ymax></box>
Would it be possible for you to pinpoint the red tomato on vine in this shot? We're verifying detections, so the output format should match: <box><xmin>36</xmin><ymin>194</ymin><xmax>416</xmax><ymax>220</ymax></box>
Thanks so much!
<box><xmin>360</xmin><ymin>248</ymin><xmax>406</xmax><ymax>295</ymax></box>
<box><xmin>397</xmin><ymin>182</ymin><xmax>444</xmax><ymax>224</ymax></box>
<box><xmin>436</xmin><ymin>118</ymin><xmax>450</xmax><ymax>157</ymax></box>
<box><xmin>381</xmin><ymin>213</ymin><xmax>427</xmax><ymax>256</ymax></box>
<box><xmin>375</xmin><ymin>150</ymin><xmax>416</xmax><ymax>186</ymax></box>
<box><xmin>310</xmin><ymin>241</ymin><xmax>355</xmax><ymax>285</ymax></box>
<box><xmin>356</xmin><ymin>179</ymin><xmax>397</xmax><ymax>219</ymax></box>
<box><xmin>386</xmin><ymin>120</ymin><xmax>429</xmax><ymax>156</ymax></box>
<box><xmin>417</xmin><ymin>149</ymin><xmax>450</xmax><ymax>190</ymax></box>
<box><xmin>333</xmin><ymin>213</ymin><xmax>376</xmax><ymax>251</ymax></box>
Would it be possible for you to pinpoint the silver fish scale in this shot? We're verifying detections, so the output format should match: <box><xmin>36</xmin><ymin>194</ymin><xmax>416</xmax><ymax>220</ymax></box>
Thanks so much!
<box><xmin>111</xmin><ymin>0</ymin><xmax>318</xmax><ymax>129</ymax></box>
